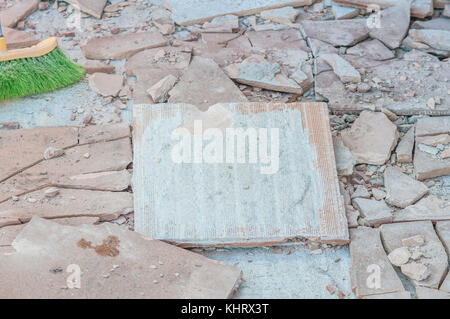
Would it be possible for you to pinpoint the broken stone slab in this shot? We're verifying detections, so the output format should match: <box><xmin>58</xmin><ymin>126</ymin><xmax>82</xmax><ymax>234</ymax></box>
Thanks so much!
<box><xmin>83</xmin><ymin>60</ymin><xmax>115</xmax><ymax>74</ymax></box>
<box><xmin>420</xmin><ymin>134</ymin><xmax>450</xmax><ymax>146</ymax></box>
<box><xmin>349</xmin><ymin>227</ymin><xmax>405</xmax><ymax>298</ymax></box>
<box><xmin>346</xmin><ymin>39</ymin><xmax>395</xmax><ymax>61</ymax></box>
<box><xmin>147</xmin><ymin>74</ymin><xmax>178</xmax><ymax>103</ymax></box>
<box><xmin>82</xmin><ymin>32</ymin><xmax>166</xmax><ymax>60</ymax></box>
<box><xmin>331</xmin><ymin>2</ymin><xmax>360</xmax><ymax>19</ymax></box>
<box><xmin>260</xmin><ymin>6</ymin><xmax>299</xmax><ymax>24</ymax></box>
<box><xmin>168</xmin><ymin>56</ymin><xmax>248</xmax><ymax>111</ymax></box>
<box><xmin>351</xmin><ymin>185</ymin><xmax>370</xmax><ymax>199</ymax></box>
<box><xmin>411</xmin><ymin>17</ymin><xmax>450</xmax><ymax>32</ymax></box>
<box><xmin>416</xmin><ymin>286</ymin><xmax>450</xmax><ymax>299</ymax></box>
<box><xmin>245</xmin><ymin>29</ymin><xmax>310</xmax><ymax>51</ymax></box>
<box><xmin>132</xmin><ymin>69</ymin><xmax>182</xmax><ymax>105</ymax></box>
<box><xmin>0</xmin><ymin>0</ymin><xmax>39</xmax><ymax>28</ymax></box>
<box><xmin>3</xmin><ymin>27</ymin><xmax>39</xmax><ymax>49</ymax></box>
<box><xmin>416</xmin><ymin>116</ymin><xmax>450</xmax><ymax>137</ymax></box>
<box><xmin>88</xmin><ymin>73</ymin><xmax>123</xmax><ymax>97</ymax></box>
<box><xmin>165</xmin><ymin>0</ymin><xmax>314</xmax><ymax>26</ymax></box>
<box><xmin>437</xmin><ymin>221</ymin><xmax>450</xmax><ymax>292</ymax></box>
<box><xmin>352</xmin><ymin>198</ymin><xmax>393</xmax><ymax>226</ymax></box>
<box><xmin>64</xmin><ymin>0</ymin><xmax>107</xmax><ymax>18</ymax></box>
<box><xmin>202</xmin><ymin>15</ymin><xmax>239</xmax><ymax>33</ymax></box>
<box><xmin>321</xmin><ymin>54</ymin><xmax>361</xmax><ymax>83</ymax></box>
<box><xmin>380</xmin><ymin>221</ymin><xmax>448</xmax><ymax>288</ymax></box>
<box><xmin>332</xmin><ymin>0</ymin><xmax>433</xmax><ymax>18</ymax></box>
<box><xmin>394</xmin><ymin>196</ymin><xmax>450</xmax><ymax>222</ymax></box>
<box><xmin>384</xmin><ymin>167</ymin><xmax>429</xmax><ymax>208</ymax></box>
<box><xmin>0</xmin><ymin>188</ymin><xmax>133</xmax><ymax>225</ymax></box>
<box><xmin>368</xmin><ymin>2</ymin><xmax>410</xmax><ymax>49</ymax></box>
<box><xmin>201</xmin><ymin>33</ymin><xmax>245</xmax><ymax>46</ymax></box>
<box><xmin>79</xmin><ymin>123</ymin><xmax>131</xmax><ymax>144</ymax></box>
<box><xmin>0</xmin><ymin>127</ymin><xmax>79</xmax><ymax>183</ymax></box>
<box><xmin>333</xmin><ymin>135</ymin><xmax>355</xmax><ymax>176</ymax></box>
<box><xmin>414</xmin><ymin>138</ymin><xmax>450</xmax><ymax>180</ymax></box>
<box><xmin>224</xmin><ymin>54</ymin><xmax>305</xmax><ymax>94</ymax></box>
<box><xmin>362</xmin><ymin>291</ymin><xmax>411</xmax><ymax>299</ymax></box>
<box><xmin>0</xmin><ymin>217</ymin><xmax>242</xmax><ymax>298</ymax></box>
<box><xmin>300</xmin><ymin>19</ymin><xmax>369</xmax><ymax>47</ymax></box>
<box><xmin>133</xmin><ymin>102</ymin><xmax>348</xmax><ymax>246</ymax></box>
<box><xmin>405</xmin><ymin>29</ymin><xmax>450</xmax><ymax>52</ymax></box>
<box><xmin>396</xmin><ymin>126</ymin><xmax>415</xmax><ymax>163</ymax></box>
<box><xmin>341</xmin><ymin>111</ymin><xmax>399</xmax><ymax>165</ymax></box>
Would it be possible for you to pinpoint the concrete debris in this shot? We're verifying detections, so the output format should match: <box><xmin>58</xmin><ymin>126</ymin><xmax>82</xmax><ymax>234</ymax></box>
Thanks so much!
<box><xmin>384</xmin><ymin>167</ymin><xmax>429</xmax><ymax>208</ymax></box>
<box><xmin>411</xmin><ymin>17</ymin><xmax>450</xmax><ymax>31</ymax></box>
<box><xmin>396</xmin><ymin>126</ymin><xmax>415</xmax><ymax>163</ymax></box>
<box><xmin>169</xmin><ymin>56</ymin><xmax>248</xmax><ymax>111</ymax></box>
<box><xmin>260</xmin><ymin>6</ymin><xmax>299</xmax><ymax>24</ymax></box>
<box><xmin>333</xmin><ymin>136</ymin><xmax>356</xmax><ymax>176</ymax></box>
<box><xmin>380</xmin><ymin>221</ymin><xmax>448</xmax><ymax>288</ymax></box>
<box><xmin>82</xmin><ymin>32</ymin><xmax>166</xmax><ymax>60</ymax></box>
<box><xmin>404</xmin><ymin>29</ymin><xmax>450</xmax><ymax>56</ymax></box>
<box><xmin>352</xmin><ymin>198</ymin><xmax>393</xmax><ymax>226</ymax></box>
<box><xmin>89</xmin><ymin>73</ymin><xmax>123</xmax><ymax>97</ymax></box>
<box><xmin>341</xmin><ymin>111</ymin><xmax>399</xmax><ymax>165</ymax></box>
<box><xmin>402</xmin><ymin>235</ymin><xmax>425</xmax><ymax>248</ymax></box>
<box><xmin>64</xmin><ymin>0</ymin><xmax>107</xmax><ymax>18</ymax></box>
<box><xmin>2</xmin><ymin>27</ymin><xmax>39</xmax><ymax>49</ymax></box>
<box><xmin>321</xmin><ymin>54</ymin><xmax>361</xmax><ymax>83</ymax></box>
<box><xmin>349</xmin><ymin>227</ymin><xmax>405</xmax><ymax>298</ymax></box>
<box><xmin>301</xmin><ymin>19</ymin><xmax>369</xmax><ymax>47</ymax></box>
<box><xmin>0</xmin><ymin>217</ymin><xmax>241</xmax><ymax>298</ymax></box>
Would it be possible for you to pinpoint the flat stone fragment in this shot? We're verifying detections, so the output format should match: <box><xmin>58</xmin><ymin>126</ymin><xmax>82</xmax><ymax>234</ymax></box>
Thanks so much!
<box><xmin>384</xmin><ymin>167</ymin><xmax>428</xmax><ymax>208</ymax></box>
<box><xmin>300</xmin><ymin>19</ymin><xmax>369</xmax><ymax>47</ymax></box>
<box><xmin>260</xmin><ymin>6</ymin><xmax>299</xmax><ymax>24</ymax></box>
<box><xmin>82</xmin><ymin>32</ymin><xmax>166</xmax><ymax>60</ymax></box>
<box><xmin>401</xmin><ymin>262</ymin><xmax>431</xmax><ymax>281</ymax></box>
<box><xmin>83</xmin><ymin>60</ymin><xmax>115</xmax><ymax>74</ymax></box>
<box><xmin>0</xmin><ymin>127</ymin><xmax>79</xmax><ymax>183</ymax></box>
<box><xmin>224</xmin><ymin>55</ymin><xmax>304</xmax><ymax>94</ymax></box>
<box><xmin>168</xmin><ymin>56</ymin><xmax>248</xmax><ymax>111</ymax></box>
<box><xmin>396</xmin><ymin>126</ymin><xmax>415</xmax><ymax>163</ymax></box>
<box><xmin>89</xmin><ymin>73</ymin><xmax>123</xmax><ymax>97</ymax></box>
<box><xmin>331</xmin><ymin>2</ymin><xmax>360</xmax><ymax>19</ymax></box>
<box><xmin>346</xmin><ymin>39</ymin><xmax>395</xmax><ymax>61</ymax></box>
<box><xmin>416</xmin><ymin>116</ymin><xmax>450</xmax><ymax>137</ymax></box>
<box><xmin>416</xmin><ymin>287</ymin><xmax>450</xmax><ymax>299</ymax></box>
<box><xmin>0</xmin><ymin>0</ymin><xmax>39</xmax><ymax>28</ymax></box>
<box><xmin>349</xmin><ymin>227</ymin><xmax>405</xmax><ymax>298</ymax></box>
<box><xmin>362</xmin><ymin>291</ymin><xmax>411</xmax><ymax>299</ymax></box>
<box><xmin>3</xmin><ymin>27</ymin><xmax>39</xmax><ymax>49</ymax></box>
<box><xmin>394</xmin><ymin>196</ymin><xmax>450</xmax><ymax>222</ymax></box>
<box><xmin>404</xmin><ymin>29</ymin><xmax>450</xmax><ymax>53</ymax></box>
<box><xmin>133</xmin><ymin>102</ymin><xmax>348</xmax><ymax>246</ymax></box>
<box><xmin>165</xmin><ymin>0</ymin><xmax>314</xmax><ymax>26</ymax></box>
<box><xmin>380</xmin><ymin>221</ymin><xmax>448</xmax><ymax>289</ymax></box>
<box><xmin>0</xmin><ymin>217</ymin><xmax>242</xmax><ymax>298</ymax></box>
<box><xmin>321</xmin><ymin>54</ymin><xmax>361</xmax><ymax>83</ymax></box>
<box><xmin>202</xmin><ymin>15</ymin><xmax>239</xmax><ymax>32</ymax></box>
<box><xmin>79</xmin><ymin>123</ymin><xmax>131</xmax><ymax>144</ymax></box>
<box><xmin>65</xmin><ymin>0</ymin><xmax>107</xmax><ymax>18</ymax></box>
<box><xmin>414</xmin><ymin>139</ymin><xmax>450</xmax><ymax>180</ymax></box>
<box><xmin>245</xmin><ymin>29</ymin><xmax>310</xmax><ymax>51</ymax></box>
<box><xmin>352</xmin><ymin>198</ymin><xmax>393</xmax><ymax>226</ymax></box>
<box><xmin>333</xmin><ymin>136</ymin><xmax>355</xmax><ymax>176</ymax></box>
<box><xmin>332</xmin><ymin>0</ymin><xmax>433</xmax><ymax>18</ymax></box>
<box><xmin>368</xmin><ymin>2</ymin><xmax>410</xmax><ymax>49</ymax></box>
<box><xmin>411</xmin><ymin>17</ymin><xmax>450</xmax><ymax>31</ymax></box>
<box><xmin>436</xmin><ymin>221</ymin><xmax>450</xmax><ymax>293</ymax></box>
<box><xmin>341</xmin><ymin>111</ymin><xmax>399</xmax><ymax>165</ymax></box>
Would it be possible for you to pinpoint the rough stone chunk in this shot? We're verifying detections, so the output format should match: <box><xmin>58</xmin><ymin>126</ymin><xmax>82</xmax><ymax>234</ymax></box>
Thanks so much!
<box><xmin>388</xmin><ymin>247</ymin><xmax>411</xmax><ymax>266</ymax></box>
<box><xmin>368</xmin><ymin>2</ymin><xmax>410</xmax><ymax>49</ymax></box>
<box><xmin>349</xmin><ymin>227</ymin><xmax>405</xmax><ymax>298</ymax></box>
<box><xmin>380</xmin><ymin>221</ymin><xmax>448</xmax><ymax>289</ymax></box>
<box><xmin>321</xmin><ymin>54</ymin><xmax>361</xmax><ymax>83</ymax></box>
<box><xmin>396</xmin><ymin>126</ymin><xmax>415</xmax><ymax>163</ymax></box>
<box><xmin>82</xmin><ymin>32</ymin><xmax>166</xmax><ymax>60</ymax></box>
<box><xmin>169</xmin><ymin>56</ymin><xmax>247</xmax><ymax>111</ymax></box>
<box><xmin>89</xmin><ymin>73</ymin><xmax>123</xmax><ymax>97</ymax></box>
<box><xmin>260</xmin><ymin>6</ymin><xmax>299</xmax><ymax>24</ymax></box>
<box><xmin>384</xmin><ymin>167</ymin><xmax>428</xmax><ymax>208</ymax></box>
<box><xmin>341</xmin><ymin>111</ymin><xmax>399</xmax><ymax>165</ymax></box>
<box><xmin>352</xmin><ymin>198</ymin><xmax>393</xmax><ymax>226</ymax></box>
<box><xmin>0</xmin><ymin>217</ymin><xmax>242</xmax><ymax>298</ymax></box>
<box><xmin>147</xmin><ymin>74</ymin><xmax>178</xmax><ymax>103</ymax></box>
<box><xmin>301</xmin><ymin>19</ymin><xmax>369</xmax><ymax>46</ymax></box>
<box><xmin>333</xmin><ymin>136</ymin><xmax>355</xmax><ymax>176</ymax></box>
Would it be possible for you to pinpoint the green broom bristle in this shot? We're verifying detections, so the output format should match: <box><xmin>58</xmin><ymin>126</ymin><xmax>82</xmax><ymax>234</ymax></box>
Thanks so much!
<box><xmin>0</xmin><ymin>47</ymin><xmax>85</xmax><ymax>101</ymax></box>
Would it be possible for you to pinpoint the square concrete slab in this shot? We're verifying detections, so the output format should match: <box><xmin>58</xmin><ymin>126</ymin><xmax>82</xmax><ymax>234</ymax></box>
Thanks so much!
<box><xmin>133</xmin><ymin>102</ymin><xmax>348</xmax><ymax>246</ymax></box>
